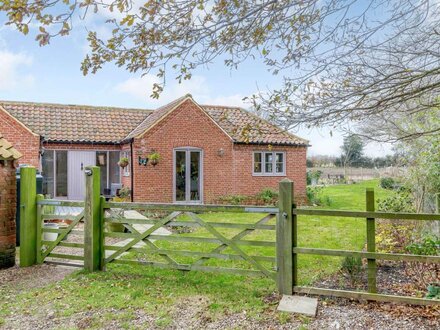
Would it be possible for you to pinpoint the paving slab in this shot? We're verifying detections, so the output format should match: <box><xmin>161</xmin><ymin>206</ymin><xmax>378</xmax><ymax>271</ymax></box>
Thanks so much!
<box><xmin>277</xmin><ymin>295</ymin><xmax>318</xmax><ymax>317</ymax></box>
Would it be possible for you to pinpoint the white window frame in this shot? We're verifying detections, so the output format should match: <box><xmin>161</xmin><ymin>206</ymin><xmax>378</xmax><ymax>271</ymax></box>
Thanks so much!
<box><xmin>252</xmin><ymin>151</ymin><xmax>286</xmax><ymax>176</ymax></box>
<box><xmin>173</xmin><ymin>147</ymin><xmax>204</xmax><ymax>204</ymax></box>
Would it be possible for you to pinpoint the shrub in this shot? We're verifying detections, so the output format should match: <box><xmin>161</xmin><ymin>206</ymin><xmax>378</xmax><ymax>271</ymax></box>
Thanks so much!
<box><xmin>377</xmin><ymin>191</ymin><xmax>415</xmax><ymax>213</ymax></box>
<box><xmin>306</xmin><ymin>186</ymin><xmax>331</xmax><ymax>206</ymax></box>
<box><xmin>258</xmin><ymin>188</ymin><xmax>278</xmax><ymax>204</ymax></box>
<box><xmin>380</xmin><ymin>177</ymin><xmax>396</xmax><ymax>189</ymax></box>
<box><xmin>118</xmin><ymin>186</ymin><xmax>131</xmax><ymax>199</ymax></box>
<box><xmin>406</xmin><ymin>236</ymin><xmax>440</xmax><ymax>256</ymax></box>
<box><xmin>340</xmin><ymin>256</ymin><xmax>363</xmax><ymax>286</ymax></box>
<box><xmin>426</xmin><ymin>284</ymin><xmax>440</xmax><ymax>299</ymax></box>
<box><xmin>217</xmin><ymin>194</ymin><xmax>248</xmax><ymax>205</ymax></box>
<box><xmin>307</xmin><ymin>170</ymin><xmax>323</xmax><ymax>185</ymax></box>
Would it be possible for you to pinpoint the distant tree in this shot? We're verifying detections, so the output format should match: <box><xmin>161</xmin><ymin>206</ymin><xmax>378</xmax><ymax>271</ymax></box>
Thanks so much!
<box><xmin>341</xmin><ymin>135</ymin><xmax>364</xmax><ymax>168</ymax></box>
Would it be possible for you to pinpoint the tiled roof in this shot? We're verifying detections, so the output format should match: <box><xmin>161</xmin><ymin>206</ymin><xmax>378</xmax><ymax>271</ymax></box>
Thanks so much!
<box><xmin>1</xmin><ymin>96</ymin><xmax>308</xmax><ymax>146</ymax></box>
<box><xmin>203</xmin><ymin>105</ymin><xmax>309</xmax><ymax>146</ymax></box>
<box><xmin>0</xmin><ymin>133</ymin><xmax>22</xmax><ymax>160</ymax></box>
<box><xmin>0</xmin><ymin>101</ymin><xmax>151</xmax><ymax>143</ymax></box>
<box><xmin>125</xmin><ymin>95</ymin><xmax>189</xmax><ymax>140</ymax></box>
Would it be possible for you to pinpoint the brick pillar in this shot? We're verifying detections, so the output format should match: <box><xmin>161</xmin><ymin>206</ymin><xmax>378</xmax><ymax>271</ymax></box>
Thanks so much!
<box><xmin>0</xmin><ymin>160</ymin><xmax>16</xmax><ymax>269</ymax></box>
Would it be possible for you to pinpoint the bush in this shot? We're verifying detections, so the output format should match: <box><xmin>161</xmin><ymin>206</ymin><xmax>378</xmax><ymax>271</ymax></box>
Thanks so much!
<box><xmin>306</xmin><ymin>186</ymin><xmax>332</xmax><ymax>206</ymax></box>
<box><xmin>406</xmin><ymin>236</ymin><xmax>440</xmax><ymax>256</ymax></box>
<box><xmin>377</xmin><ymin>191</ymin><xmax>415</xmax><ymax>213</ymax></box>
<box><xmin>217</xmin><ymin>194</ymin><xmax>247</xmax><ymax>205</ymax></box>
<box><xmin>380</xmin><ymin>177</ymin><xmax>396</xmax><ymax>189</ymax></box>
<box><xmin>258</xmin><ymin>188</ymin><xmax>278</xmax><ymax>204</ymax></box>
<box><xmin>340</xmin><ymin>256</ymin><xmax>363</xmax><ymax>286</ymax></box>
<box><xmin>307</xmin><ymin>170</ymin><xmax>323</xmax><ymax>185</ymax></box>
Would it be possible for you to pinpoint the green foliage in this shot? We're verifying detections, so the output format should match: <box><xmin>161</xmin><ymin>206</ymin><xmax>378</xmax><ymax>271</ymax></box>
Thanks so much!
<box><xmin>257</xmin><ymin>188</ymin><xmax>278</xmax><ymax>204</ymax></box>
<box><xmin>217</xmin><ymin>194</ymin><xmax>247</xmax><ymax>205</ymax></box>
<box><xmin>380</xmin><ymin>177</ymin><xmax>396</xmax><ymax>190</ymax></box>
<box><xmin>426</xmin><ymin>284</ymin><xmax>440</xmax><ymax>300</ymax></box>
<box><xmin>377</xmin><ymin>191</ymin><xmax>415</xmax><ymax>213</ymax></box>
<box><xmin>406</xmin><ymin>236</ymin><xmax>440</xmax><ymax>256</ymax></box>
<box><xmin>306</xmin><ymin>186</ymin><xmax>332</xmax><ymax>206</ymax></box>
<box><xmin>376</xmin><ymin>222</ymin><xmax>417</xmax><ymax>253</ymax></box>
<box><xmin>341</xmin><ymin>135</ymin><xmax>364</xmax><ymax>166</ymax></box>
<box><xmin>340</xmin><ymin>256</ymin><xmax>363</xmax><ymax>286</ymax></box>
<box><xmin>118</xmin><ymin>186</ymin><xmax>131</xmax><ymax>199</ymax></box>
<box><xmin>306</xmin><ymin>170</ymin><xmax>322</xmax><ymax>185</ymax></box>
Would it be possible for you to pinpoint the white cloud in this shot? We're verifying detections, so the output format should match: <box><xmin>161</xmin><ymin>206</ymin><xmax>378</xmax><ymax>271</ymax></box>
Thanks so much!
<box><xmin>115</xmin><ymin>74</ymin><xmax>247</xmax><ymax>108</ymax></box>
<box><xmin>0</xmin><ymin>50</ymin><xmax>35</xmax><ymax>91</ymax></box>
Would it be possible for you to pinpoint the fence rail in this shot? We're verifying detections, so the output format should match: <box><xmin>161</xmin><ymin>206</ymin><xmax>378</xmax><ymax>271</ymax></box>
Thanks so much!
<box><xmin>18</xmin><ymin>166</ymin><xmax>440</xmax><ymax>306</ymax></box>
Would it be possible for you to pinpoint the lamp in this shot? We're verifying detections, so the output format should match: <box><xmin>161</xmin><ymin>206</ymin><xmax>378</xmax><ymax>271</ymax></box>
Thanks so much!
<box><xmin>217</xmin><ymin>148</ymin><xmax>225</xmax><ymax>157</ymax></box>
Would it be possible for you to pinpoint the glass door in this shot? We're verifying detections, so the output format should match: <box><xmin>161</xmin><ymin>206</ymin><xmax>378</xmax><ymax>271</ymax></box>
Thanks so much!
<box><xmin>174</xmin><ymin>148</ymin><xmax>202</xmax><ymax>203</ymax></box>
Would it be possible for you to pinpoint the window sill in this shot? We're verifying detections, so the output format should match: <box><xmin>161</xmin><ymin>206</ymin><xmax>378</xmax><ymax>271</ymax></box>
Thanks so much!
<box><xmin>252</xmin><ymin>173</ymin><xmax>286</xmax><ymax>177</ymax></box>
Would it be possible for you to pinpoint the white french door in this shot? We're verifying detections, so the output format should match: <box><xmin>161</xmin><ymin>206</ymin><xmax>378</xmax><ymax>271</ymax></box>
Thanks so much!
<box><xmin>174</xmin><ymin>148</ymin><xmax>203</xmax><ymax>203</ymax></box>
<box><xmin>68</xmin><ymin>151</ymin><xmax>96</xmax><ymax>200</ymax></box>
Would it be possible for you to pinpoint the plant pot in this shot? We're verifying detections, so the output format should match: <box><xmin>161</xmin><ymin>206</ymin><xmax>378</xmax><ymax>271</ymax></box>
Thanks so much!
<box><xmin>118</xmin><ymin>161</ymin><xmax>129</xmax><ymax>168</ymax></box>
<box><xmin>43</xmin><ymin>223</ymin><xmax>59</xmax><ymax>241</ymax></box>
<box><xmin>150</xmin><ymin>159</ymin><xmax>158</xmax><ymax>166</ymax></box>
<box><xmin>47</xmin><ymin>219</ymin><xmax>73</xmax><ymax>240</ymax></box>
<box><xmin>107</xmin><ymin>222</ymin><xmax>125</xmax><ymax>233</ymax></box>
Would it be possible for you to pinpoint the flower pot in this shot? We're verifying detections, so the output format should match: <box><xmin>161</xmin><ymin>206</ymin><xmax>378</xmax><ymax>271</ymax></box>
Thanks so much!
<box><xmin>107</xmin><ymin>222</ymin><xmax>125</xmax><ymax>233</ymax></box>
<box><xmin>43</xmin><ymin>223</ymin><xmax>59</xmax><ymax>241</ymax></box>
<box><xmin>118</xmin><ymin>161</ymin><xmax>129</xmax><ymax>168</ymax></box>
<box><xmin>150</xmin><ymin>159</ymin><xmax>158</xmax><ymax>166</ymax></box>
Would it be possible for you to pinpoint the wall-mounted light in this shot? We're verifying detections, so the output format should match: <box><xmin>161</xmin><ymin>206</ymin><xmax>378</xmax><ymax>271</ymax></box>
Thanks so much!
<box><xmin>217</xmin><ymin>148</ymin><xmax>225</xmax><ymax>157</ymax></box>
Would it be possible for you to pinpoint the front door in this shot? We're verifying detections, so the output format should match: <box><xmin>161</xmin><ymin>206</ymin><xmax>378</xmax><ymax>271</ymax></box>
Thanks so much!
<box><xmin>68</xmin><ymin>151</ymin><xmax>96</xmax><ymax>200</ymax></box>
<box><xmin>174</xmin><ymin>148</ymin><xmax>202</xmax><ymax>203</ymax></box>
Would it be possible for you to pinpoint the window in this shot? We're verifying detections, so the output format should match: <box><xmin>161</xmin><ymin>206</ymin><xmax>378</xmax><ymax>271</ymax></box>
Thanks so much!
<box><xmin>253</xmin><ymin>151</ymin><xmax>286</xmax><ymax>176</ymax></box>
<box><xmin>121</xmin><ymin>151</ymin><xmax>130</xmax><ymax>176</ymax></box>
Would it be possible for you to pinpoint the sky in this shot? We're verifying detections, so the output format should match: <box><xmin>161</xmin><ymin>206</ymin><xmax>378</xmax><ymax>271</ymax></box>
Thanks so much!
<box><xmin>0</xmin><ymin>8</ymin><xmax>394</xmax><ymax>157</ymax></box>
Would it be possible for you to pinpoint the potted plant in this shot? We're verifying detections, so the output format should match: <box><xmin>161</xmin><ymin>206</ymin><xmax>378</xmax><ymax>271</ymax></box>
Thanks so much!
<box><xmin>148</xmin><ymin>152</ymin><xmax>161</xmax><ymax>166</ymax></box>
<box><xmin>118</xmin><ymin>157</ymin><xmax>129</xmax><ymax>168</ymax></box>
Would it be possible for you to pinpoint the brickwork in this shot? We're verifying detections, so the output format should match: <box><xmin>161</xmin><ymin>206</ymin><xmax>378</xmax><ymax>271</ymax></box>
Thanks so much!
<box><xmin>0</xmin><ymin>160</ymin><xmax>16</xmax><ymax>268</ymax></box>
<box><xmin>131</xmin><ymin>99</ymin><xmax>307</xmax><ymax>203</ymax></box>
<box><xmin>0</xmin><ymin>108</ymin><xmax>40</xmax><ymax>167</ymax></box>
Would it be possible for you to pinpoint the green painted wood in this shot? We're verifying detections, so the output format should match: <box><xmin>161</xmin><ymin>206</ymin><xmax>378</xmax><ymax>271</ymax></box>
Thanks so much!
<box><xmin>48</xmin><ymin>253</ymin><xmax>84</xmax><ymax>261</ymax></box>
<box><xmin>42</xmin><ymin>214</ymin><xmax>82</xmax><ymax>220</ymax></box>
<box><xmin>292</xmin><ymin>208</ymin><xmax>439</xmax><ymax>221</ymax></box>
<box><xmin>277</xmin><ymin>179</ymin><xmax>294</xmax><ymax>295</ymax></box>
<box><xmin>41</xmin><ymin>211</ymin><xmax>84</xmax><ymax>259</ymax></box>
<box><xmin>112</xmin><ymin>259</ymin><xmax>275</xmax><ymax>277</ymax></box>
<box><xmin>103</xmin><ymin>201</ymin><xmax>278</xmax><ymax>213</ymax></box>
<box><xmin>83</xmin><ymin>166</ymin><xmax>103</xmax><ymax>272</ymax></box>
<box><xmin>42</xmin><ymin>228</ymin><xmax>84</xmax><ymax>235</ymax></box>
<box><xmin>19</xmin><ymin>167</ymin><xmax>37</xmax><ymax>267</ymax></box>
<box><xmin>42</xmin><ymin>241</ymin><xmax>85</xmax><ymax>248</ymax></box>
<box><xmin>104</xmin><ymin>217</ymin><xmax>276</xmax><ymax>230</ymax></box>
<box><xmin>293</xmin><ymin>286</ymin><xmax>440</xmax><ymax>306</ymax></box>
<box><xmin>366</xmin><ymin>188</ymin><xmax>377</xmax><ymax>293</ymax></box>
<box><xmin>188</xmin><ymin>212</ymin><xmax>275</xmax><ymax>279</ymax></box>
<box><xmin>105</xmin><ymin>211</ymin><xmax>182</xmax><ymax>263</ymax></box>
<box><xmin>36</xmin><ymin>194</ymin><xmax>44</xmax><ymax>264</ymax></box>
<box><xmin>100</xmin><ymin>196</ymin><xmax>106</xmax><ymax>271</ymax></box>
<box><xmin>104</xmin><ymin>246</ymin><xmax>276</xmax><ymax>262</ymax></box>
<box><xmin>193</xmin><ymin>214</ymin><xmax>275</xmax><ymax>266</ymax></box>
<box><xmin>37</xmin><ymin>200</ymin><xmax>85</xmax><ymax>207</ymax></box>
<box><xmin>293</xmin><ymin>248</ymin><xmax>440</xmax><ymax>263</ymax></box>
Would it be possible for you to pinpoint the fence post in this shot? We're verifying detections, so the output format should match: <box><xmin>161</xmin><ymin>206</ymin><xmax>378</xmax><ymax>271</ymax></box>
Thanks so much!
<box><xmin>277</xmin><ymin>179</ymin><xmax>295</xmax><ymax>295</ymax></box>
<box><xmin>366</xmin><ymin>188</ymin><xmax>377</xmax><ymax>293</ymax></box>
<box><xmin>35</xmin><ymin>194</ymin><xmax>44</xmax><ymax>264</ymax></box>
<box><xmin>84</xmin><ymin>166</ymin><xmax>103</xmax><ymax>272</ymax></box>
<box><xmin>19</xmin><ymin>167</ymin><xmax>37</xmax><ymax>267</ymax></box>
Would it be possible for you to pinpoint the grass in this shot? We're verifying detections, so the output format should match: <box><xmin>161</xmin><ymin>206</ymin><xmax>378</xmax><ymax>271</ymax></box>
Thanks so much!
<box><xmin>0</xmin><ymin>179</ymin><xmax>392</xmax><ymax>328</ymax></box>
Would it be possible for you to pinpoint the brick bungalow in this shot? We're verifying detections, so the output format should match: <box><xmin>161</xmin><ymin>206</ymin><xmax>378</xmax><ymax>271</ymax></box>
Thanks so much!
<box><xmin>0</xmin><ymin>95</ymin><xmax>308</xmax><ymax>203</ymax></box>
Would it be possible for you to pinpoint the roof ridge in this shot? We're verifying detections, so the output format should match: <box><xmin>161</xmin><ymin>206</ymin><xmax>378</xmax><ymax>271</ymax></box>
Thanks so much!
<box><xmin>0</xmin><ymin>100</ymin><xmax>153</xmax><ymax>112</ymax></box>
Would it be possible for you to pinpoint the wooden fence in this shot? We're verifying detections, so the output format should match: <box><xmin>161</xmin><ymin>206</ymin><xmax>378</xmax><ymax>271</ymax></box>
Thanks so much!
<box><xmin>19</xmin><ymin>166</ymin><xmax>440</xmax><ymax>306</ymax></box>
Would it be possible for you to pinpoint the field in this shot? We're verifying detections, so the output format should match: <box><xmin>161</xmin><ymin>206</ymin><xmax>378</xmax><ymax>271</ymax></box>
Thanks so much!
<box><xmin>0</xmin><ymin>180</ymin><xmax>395</xmax><ymax>329</ymax></box>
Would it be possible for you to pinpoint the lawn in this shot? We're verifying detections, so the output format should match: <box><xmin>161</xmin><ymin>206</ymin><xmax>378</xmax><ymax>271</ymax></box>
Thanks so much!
<box><xmin>0</xmin><ymin>179</ymin><xmax>393</xmax><ymax>328</ymax></box>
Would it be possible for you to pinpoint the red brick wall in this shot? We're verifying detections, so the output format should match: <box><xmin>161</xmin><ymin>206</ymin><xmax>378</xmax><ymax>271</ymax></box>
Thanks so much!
<box><xmin>132</xmin><ymin>99</ymin><xmax>307</xmax><ymax>203</ymax></box>
<box><xmin>133</xmin><ymin>99</ymin><xmax>234</xmax><ymax>203</ymax></box>
<box><xmin>0</xmin><ymin>109</ymin><xmax>40</xmax><ymax>168</ymax></box>
<box><xmin>0</xmin><ymin>160</ymin><xmax>16</xmax><ymax>268</ymax></box>
<box><xmin>232</xmin><ymin>144</ymin><xmax>307</xmax><ymax>201</ymax></box>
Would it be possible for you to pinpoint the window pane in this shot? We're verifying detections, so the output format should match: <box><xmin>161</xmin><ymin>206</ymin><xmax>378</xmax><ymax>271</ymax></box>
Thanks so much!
<box><xmin>109</xmin><ymin>151</ymin><xmax>121</xmax><ymax>189</ymax></box>
<box><xmin>265</xmin><ymin>153</ymin><xmax>273</xmax><ymax>173</ymax></box>
<box><xmin>55</xmin><ymin>151</ymin><xmax>68</xmax><ymax>197</ymax></box>
<box><xmin>42</xmin><ymin>150</ymin><xmax>54</xmax><ymax>197</ymax></box>
<box><xmin>97</xmin><ymin>152</ymin><xmax>108</xmax><ymax>194</ymax></box>
<box><xmin>175</xmin><ymin>151</ymin><xmax>186</xmax><ymax>201</ymax></box>
<box><xmin>254</xmin><ymin>153</ymin><xmax>262</xmax><ymax>173</ymax></box>
<box><xmin>190</xmin><ymin>151</ymin><xmax>200</xmax><ymax>201</ymax></box>
<box><xmin>276</xmin><ymin>153</ymin><xmax>284</xmax><ymax>173</ymax></box>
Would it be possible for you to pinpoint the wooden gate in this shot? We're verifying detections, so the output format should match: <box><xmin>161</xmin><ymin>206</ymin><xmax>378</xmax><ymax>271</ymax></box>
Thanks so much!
<box><xmin>102</xmin><ymin>204</ymin><xmax>277</xmax><ymax>279</ymax></box>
